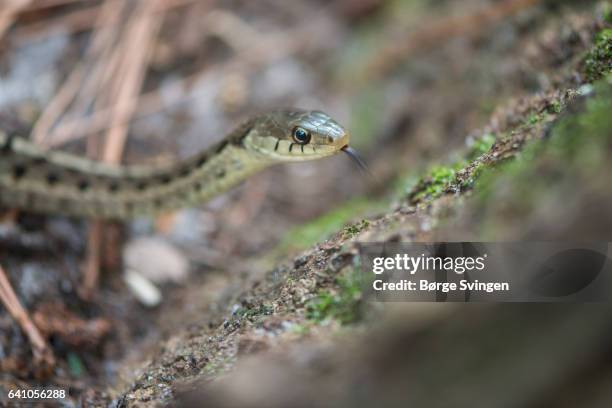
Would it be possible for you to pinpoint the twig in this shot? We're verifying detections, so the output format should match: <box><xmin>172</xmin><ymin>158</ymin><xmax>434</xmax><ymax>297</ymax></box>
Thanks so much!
<box><xmin>0</xmin><ymin>0</ymin><xmax>32</xmax><ymax>40</ymax></box>
<box><xmin>21</xmin><ymin>0</ymin><xmax>84</xmax><ymax>11</ymax></box>
<box><xmin>102</xmin><ymin>0</ymin><xmax>164</xmax><ymax>163</ymax></box>
<box><xmin>79</xmin><ymin>220</ymin><xmax>103</xmax><ymax>300</ymax></box>
<box><xmin>32</xmin><ymin>0</ymin><xmax>124</xmax><ymax>144</ymax></box>
<box><xmin>41</xmin><ymin>9</ymin><xmax>306</xmax><ymax>147</ymax></box>
<box><xmin>13</xmin><ymin>5</ymin><xmax>103</xmax><ymax>47</ymax></box>
<box><xmin>0</xmin><ymin>264</ymin><xmax>55</xmax><ymax>370</ymax></box>
<box><xmin>12</xmin><ymin>0</ymin><xmax>198</xmax><ymax>46</ymax></box>
<box><xmin>79</xmin><ymin>0</ymin><xmax>164</xmax><ymax>297</ymax></box>
<box><xmin>72</xmin><ymin>4</ymin><xmax>126</xmax><ymax>146</ymax></box>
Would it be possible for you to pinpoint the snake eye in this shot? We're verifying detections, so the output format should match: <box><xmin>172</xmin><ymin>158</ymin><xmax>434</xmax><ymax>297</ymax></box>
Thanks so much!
<box><xmin>292</xmin><ymin>127</ymin><xmax>311</xmax><ymax>145</ymax></box>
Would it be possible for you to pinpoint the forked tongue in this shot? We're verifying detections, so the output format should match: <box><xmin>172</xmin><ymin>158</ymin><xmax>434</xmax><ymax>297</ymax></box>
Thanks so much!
<box><xmin>341</xmin><ymin>145</ymin><xmax>372</xmax><ymax>177</ymax></box>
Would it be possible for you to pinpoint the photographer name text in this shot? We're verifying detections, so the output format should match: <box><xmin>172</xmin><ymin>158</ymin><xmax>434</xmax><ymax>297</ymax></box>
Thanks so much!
<box><xmin>371</xmin><ymin>254</ymin><xmax>510</xmax><ymax>293</ymax></box>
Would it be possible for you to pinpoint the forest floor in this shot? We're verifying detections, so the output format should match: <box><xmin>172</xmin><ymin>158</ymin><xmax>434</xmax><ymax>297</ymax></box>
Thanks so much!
<box><xmin>112</xmin><ymin>7</ymin><xmax>612</xmax><ymax>407</ymax></box>
<box><xmin>0</xmin><ymin>1</ymin><xmax>611</xmax><ymax>407</ymax></box>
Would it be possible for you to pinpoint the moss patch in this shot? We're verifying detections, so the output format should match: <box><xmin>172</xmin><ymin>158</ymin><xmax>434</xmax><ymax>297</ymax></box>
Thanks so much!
<box><xmin>526</xmin><ymin>112</ymin><xmax>545</xmax><ymax>126</ymax></box>
<box><xmin>583</xmin><ymin>28</ymin><xmax>612</xmax><ymax>81</ymax></box>
<box><xmin>467</xmin><ymin>133</ymin><xmax>496</xmax><ymax>160</ymax></box>
<box><xmin>232</xmin><ymin>303</ymin><xmax>274</xmax><ymax>322</ymax></box>
<box><xmin>278</xmin><ymin>199</ymin><xmax>382</xmax><ymax>253</ymax></box>
<box><xmin>342</xmin><ymin>219</ymin><xmax>370</xmax><ymax>239</ymax></box>
<box><xmin>549</xmin><ymin>79</ymin><xmax>612</xmax><ymax>164</ymax></box>
<box><xmin>407</xmin><ymin>166</ymin><xmax>456</xmax><ymax>203</ymax></box>
<box><xmin>405</xmin><ymin>131</ymin><xmax>500</xmax><ymax>204</ymax></box>
<box><xmin>474</xmin><ymin>78</ymin><xmax>612</xmax><ymax>218</ymax></box>
<box><xmin>306</xmin><ymin>268</ymin><xmax>363</xmax><ymax>325</ymax></box>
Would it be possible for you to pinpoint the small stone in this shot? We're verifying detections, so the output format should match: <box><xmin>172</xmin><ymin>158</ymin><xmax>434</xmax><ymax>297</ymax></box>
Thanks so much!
<box><xmin>123</xmin><ymin>237</ymin><xmax>189</xmax><ymax>284</ymax></box>
<box><xmin>124</xmin><ymin>269</ymin><xmax>162</xmax><ymax>307</ymax></box>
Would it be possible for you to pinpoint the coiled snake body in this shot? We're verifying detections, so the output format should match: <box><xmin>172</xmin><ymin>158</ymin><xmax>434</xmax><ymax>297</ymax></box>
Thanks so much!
<box><xmin>0</xmin><ymin>110</ymin><xmax>352</xmax><ymax>219</ymax></box>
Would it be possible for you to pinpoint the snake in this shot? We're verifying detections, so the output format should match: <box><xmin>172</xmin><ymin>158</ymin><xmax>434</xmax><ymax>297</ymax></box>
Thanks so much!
<box><xmin>0</xmin><ymin>109</ymin><xmax>364</xmax><ymax>220</ymax></box>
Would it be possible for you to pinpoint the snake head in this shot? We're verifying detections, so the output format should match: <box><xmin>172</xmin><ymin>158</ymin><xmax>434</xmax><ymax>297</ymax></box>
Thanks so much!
<box><xmin>244</xmin><ymin>109</ymin><xmax>350</xmax><ymax>161</ymax></box>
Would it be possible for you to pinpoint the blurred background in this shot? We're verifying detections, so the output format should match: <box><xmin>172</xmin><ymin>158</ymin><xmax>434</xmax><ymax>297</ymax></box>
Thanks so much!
<box><xmin>0</xmin><ymin>0</ymin><xmax>610</xmax><ymax>406</ymax></box>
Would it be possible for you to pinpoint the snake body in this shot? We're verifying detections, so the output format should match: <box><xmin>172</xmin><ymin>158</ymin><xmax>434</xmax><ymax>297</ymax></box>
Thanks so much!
<box><xmin>0</xmin><ymin>110</ymin><xmax>349</xmax><ymax>219</ymax></box>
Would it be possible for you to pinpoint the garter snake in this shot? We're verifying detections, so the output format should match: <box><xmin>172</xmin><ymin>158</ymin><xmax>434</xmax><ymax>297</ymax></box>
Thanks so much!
<box><xmin>0</xmin><ymin>109</ymin><xmax>362</xmax><ymax>219</ymax></box>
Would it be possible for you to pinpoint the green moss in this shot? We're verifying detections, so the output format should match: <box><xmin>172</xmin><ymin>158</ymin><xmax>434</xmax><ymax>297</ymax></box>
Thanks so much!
<box><xmin>306</xmin><ymin>292</ymin><xmax>336</xmax><ymax>322</ymax></box>
<box><xmin>550</xmin><ymin>79</ymin><xmax>612</xmax><ymax>162</ymax></box>
<box><xmin>306</xmin><ymin>268</ymin><xmax>363</xmax><ymax>325</ymax></box>
<box><xmin>429</xmin><ymin>166</ymin><xmax>456</xmax><ymax>185</ymax></box>
<box><xmin>467</xmin><ymin>133</ymin><xmax>496</xmax><ymax>160</ymax></box>
<box><xmin>278</xmin><ymin>199</ymin><xmax>382</xmax><ymax>253</ymax></box>
<box><xmin>526</xmin><ymin>112</ymin><xmax>544</xmax><ymax>125</ymax></box>
<box><xmin>547</xmin><ymin>100</ymin><xmax>563</xmax><ymax>114</ymax></box>
<box><xmin>289</xmin><ymin>323</ymin><xmax>311</xmax><ymax>335</ymax></box>
<box><xmin>233</xmin><ymin>304</ymin><xmax>274</xmax><ymax>321</ymax></box>
<box><xmin>583</xmin><ymin>28</ymin><xmax>612</xmax><ymax>81</ymax></box>
<box><xmin>343</xmin><ymin>219</ymin><xmax>370</xmax><ymax>238</ymax></box>
<box><xmin>409</xmin><ymin>166</ymin><xmax>456</xmax><ymax>202</ymax></box>
<box><xmin>475</xmin><ymin>79</ymin><xmax>612</xmax><ymax>206</ymax></box>
<box><xmin>405</xmin><ymin>131</ymin><xmax>498</xmax><ymax>202</ymax></box>
<box><xmin>459</xmin><ymin>162</ymin><xmax>489</xmax><ymax>190</ymax></box>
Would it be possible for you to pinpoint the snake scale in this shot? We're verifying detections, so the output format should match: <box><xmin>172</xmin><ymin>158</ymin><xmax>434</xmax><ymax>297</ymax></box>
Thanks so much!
<box><xmin>0</xmin><ymin>110</ymin><xmax>358</xmax><ymax>220</ymax></box>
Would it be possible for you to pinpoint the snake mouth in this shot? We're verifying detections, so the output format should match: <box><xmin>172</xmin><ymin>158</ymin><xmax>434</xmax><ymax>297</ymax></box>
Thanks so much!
<box><xmin>341</xmin><ymin>145</ymin><xmax>370</xmax><ymax>175</ymax></box>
